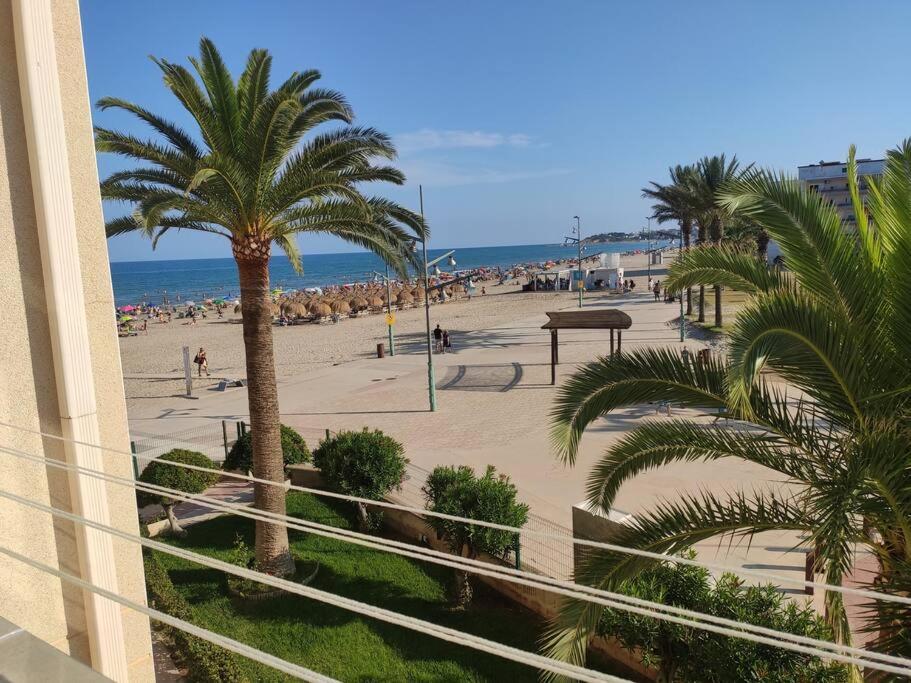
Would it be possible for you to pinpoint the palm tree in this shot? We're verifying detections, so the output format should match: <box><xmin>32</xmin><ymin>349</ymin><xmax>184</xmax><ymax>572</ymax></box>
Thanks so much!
<box><xmin>97</xmin><ymin>39</ymin><xmax>425</xmax><ymax>576</ymax></box>
<box><xmin>688</xmin><ymin>154</ymin><xmax>746</xmax><ymax>327</ymax></box>
<box><xmin>642</xmin><ymin>165</ymin><xmax>698</xmax><ymax>315</ymax></box>
<box><xmin>544</xmin><ymin>144</ymin><xmax>911</xmax><ymax>671</ymax></box>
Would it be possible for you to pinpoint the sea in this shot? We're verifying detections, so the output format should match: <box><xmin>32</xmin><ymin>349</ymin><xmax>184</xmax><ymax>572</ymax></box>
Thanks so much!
<box><xmin>110</xmin><ymin>241</ymin><xmax>650</xmax><ymax>307</ymax></box>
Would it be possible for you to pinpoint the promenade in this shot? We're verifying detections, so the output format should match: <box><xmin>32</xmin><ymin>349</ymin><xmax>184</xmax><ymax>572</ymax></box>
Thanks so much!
<box><xmin>128</xmin><ymin>282</ymin><xmax>816</xmax><ymax>597</ymax></box>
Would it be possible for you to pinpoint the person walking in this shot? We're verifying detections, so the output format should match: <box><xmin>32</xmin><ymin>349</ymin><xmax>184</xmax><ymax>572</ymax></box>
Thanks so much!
<box><xmin>433</xmin><ymin>324</ymin><xmax>443</xmax><ymax>353</ymax></box>
<box><xmin>442</xmin><ymin>329</ymin><xmax>451</xmax><ymax>353</ymax></box>
<box><xmin>193</xmin><ymin>347</ymin><xmax>209</xmax><ymax>377</ymax></box>
<box><xmin>653</xmin><ymin>280</ymin><xmax>661</xmax><ymax>302</ymax></box>
<box><xmin>647</xmin><ymin>275</ymin><xmax>654</xmax><ymax>293</ymax></box>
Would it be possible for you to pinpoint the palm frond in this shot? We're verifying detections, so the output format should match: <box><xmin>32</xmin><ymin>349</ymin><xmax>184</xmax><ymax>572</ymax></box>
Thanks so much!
<box><xmin>551</xmin><ymin>348</ymin><xmax>728</xmax><ymax>466</ymax></box>
<box><xmin>666</xmin><ymin>243</ymin><xmax>788</xmax><ymax>294</ymax></box>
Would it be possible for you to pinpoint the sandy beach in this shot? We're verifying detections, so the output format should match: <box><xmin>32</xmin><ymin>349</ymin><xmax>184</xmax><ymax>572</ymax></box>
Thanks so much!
<box><xmin>120</xmin><ymin>250</ymin><xmax>672</xmax><ymax>403</ymax></box>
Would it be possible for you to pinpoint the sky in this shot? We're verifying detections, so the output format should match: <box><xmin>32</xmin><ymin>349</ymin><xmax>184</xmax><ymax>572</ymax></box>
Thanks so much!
<box><xmin>80</xmin><ymin>0</ymin><xmax>911</xmax><ymax>262</ymax></box>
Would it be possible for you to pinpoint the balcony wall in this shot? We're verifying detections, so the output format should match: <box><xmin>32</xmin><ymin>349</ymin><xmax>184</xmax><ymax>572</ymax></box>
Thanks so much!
<box><xmin>0</xmin><ymin>0</ymin><xmax>153</xmax><ymax>679</ymax></box>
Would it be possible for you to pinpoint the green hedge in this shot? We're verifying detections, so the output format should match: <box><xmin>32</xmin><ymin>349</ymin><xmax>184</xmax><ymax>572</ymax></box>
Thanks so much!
<box><xmin>143</xmin><ymin>551</ymin><xmax>243</xmax><ymax>682</ymax></box>
<box><xmin>312</xmin><ymin>429</ymin><xmax>407</xmax><ymax>500</ymax></box>
<box><xmin>224</xmin><ymin>424</ymin><xmax>310</xmax><ymax>473</ymax></box>
<box><xmin>137</xmin><ymin>449</ymin><xmax>220</xmax><ymax>507</ymax></box>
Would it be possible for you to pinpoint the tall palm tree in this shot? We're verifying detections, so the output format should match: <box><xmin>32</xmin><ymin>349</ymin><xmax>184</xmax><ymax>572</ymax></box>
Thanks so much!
<box><xmin>642</xmin><ymin>164</ymin><xmax>698</xmax><ymax>315</ymax></box>
<box><xmin>688</xmin><ymin>154</ymin><xmax>746</xmax><ymax>327</ymax></box>
<box><xmin>543</xmin><ymin>144</ymin><xmax>911</xmax><ymax>671</ymax></box>
<box><xmin>97</xmin><ymin>39</ymin><xmax>425</xmax><ymax>576</ymax></box>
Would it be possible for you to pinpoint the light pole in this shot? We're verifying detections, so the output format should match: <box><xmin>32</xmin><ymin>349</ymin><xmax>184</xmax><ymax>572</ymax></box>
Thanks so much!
<box><xmin>563</xmin><ymin>217</ymin><xmax>584</xmax><ymax>308</ymax></box>
<box><xmin>646</xmin><ymin>215</ymin><xmax>652</xmax><ymax>279</ymax></box>
<box><xmin>371</xmin><ymin>267</ymin><xmax>395</xmax><ymax>355</ymax></box>
<box><xmin>574</xmin><ymin>216</ymin><xmax>583</xmax><ymax>308</ymax></box>
<box><xmin>413</xmin><ymin>185</ymin><xmax>456</xmax><ymax>412</ymax></box>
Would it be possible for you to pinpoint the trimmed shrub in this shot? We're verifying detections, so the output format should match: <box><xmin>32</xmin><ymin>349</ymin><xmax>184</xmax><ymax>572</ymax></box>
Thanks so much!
<box><xmin>144</xmin><ymin>551</ymin><xmax>242</xmax><ymax>682</ymax></box>
<box><xmin>312</xmin><ymin>429</ymin><xmax>407</xmax><ymax>529</ymax></box>
<box><xmin>423</xmin><ymin>465</ymin><xmax>529</xmax><ymax>607</ymax></box>
<box><xmin>138</xmin><ymin>449</ymin><xmax>220</xmax><ymax>535</ymax></box>
<box><xmin>596</xmin><ymin>550</ymin><xmax>850</xmax><ymax>682</ymax></box>
<box><xmin>224</xmin><ymin>424</ymin><xmax>310</xmax><ymax>473</ymax></box>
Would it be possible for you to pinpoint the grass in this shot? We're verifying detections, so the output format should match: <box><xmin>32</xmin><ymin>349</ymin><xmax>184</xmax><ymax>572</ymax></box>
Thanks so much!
<box><xmin>153</xmin><ymin>492</ymin><xmax>619</xmax><ymax>682</ymax></box>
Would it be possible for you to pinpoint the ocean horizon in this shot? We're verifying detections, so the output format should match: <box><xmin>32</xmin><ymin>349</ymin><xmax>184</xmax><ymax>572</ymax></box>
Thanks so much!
<box><xmin>110</xmin><ymin>241</ymin><xmax>653</xmax><ymax>306</ymax></box>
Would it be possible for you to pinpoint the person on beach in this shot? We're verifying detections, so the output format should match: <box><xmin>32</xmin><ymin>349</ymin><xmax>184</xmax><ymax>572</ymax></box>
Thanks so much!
<box><xmin>653</xmin><ymin>280</ymin><xmax>661</xmax><ymax>301</ymax></box>
<box><xmin>193</xmin><ymin>347</ymin><xmax>209</xmax><ymax>377</ymax></box>
<box><xmin>433</xmin><ymin>324</ymin><xmax>443</xmax><ymax>353</ymax></box>
<box><xmin>443</xmin><ymin>329</ymin><xmax>452</xmax><ymax>353</ymax></box>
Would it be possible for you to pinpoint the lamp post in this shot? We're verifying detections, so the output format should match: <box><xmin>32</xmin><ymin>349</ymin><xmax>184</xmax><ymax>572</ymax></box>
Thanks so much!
<box><xmin>574</xmin><ymin>216</ymin><xmax>583</xmax><ymax>308</ymax></box>
<box><xmin>563</xmin><ymin>217</ymin><xmax>584</xmax><ymax>308</ymax></box>
<box><xmin>413</xmin><ymin>185</ymin><xmax>456</xmax><ymax>412</ymax></box>
<box><xmin>371</xmin><ymin>267</ymin><xmax>395</xmax><ymax>355</ymax></box>
<box><xmin>646</xmin><ymin>215</ymin><xmax>652</xmax><ymax>279</ymax></box>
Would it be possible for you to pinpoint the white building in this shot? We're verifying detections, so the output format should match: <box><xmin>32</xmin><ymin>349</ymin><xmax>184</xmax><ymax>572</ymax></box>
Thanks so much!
<box><xmin>797</xmin><ymin>158</ymin><xmax>885</xmax><ymax>228</ymax></box>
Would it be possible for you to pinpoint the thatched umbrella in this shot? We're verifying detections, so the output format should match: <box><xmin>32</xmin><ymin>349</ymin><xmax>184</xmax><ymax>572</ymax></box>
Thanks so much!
<box><xmin>286</xmin><ymin>302</ymin><xmax>308</xmax><ymax>319</ymax></box>
<box><xmin>396</xmin><ymin>292</ymin><xmax>414</xmax><ymax>305</ymax></box>
<box><xmin>270</xmin><ymin>303</ymin><xmax>281</xmax><ymax>316</ymax></box>
<box><xmin>350</xmin><ymin>296</ymin><xmax>369</xmax><ymax>312</ymax></box>
<box><xmin>234</xmin><ymin>303</ymin><xmax>242</xmax><ymax>315</ymax></box>
<box><xmin>368</xmin><ymin>296</ymin><xmax>384</xmax><ymax>309</ymax></box>
<box><xmin>332</xmin><ymin>300</ymin><xmax>351</xmax><ymax>315</ymax></box>
<box><xmin>312</xmin><ymin>302</ymin><xmax>332</xmax><ymax>318</ymax></box>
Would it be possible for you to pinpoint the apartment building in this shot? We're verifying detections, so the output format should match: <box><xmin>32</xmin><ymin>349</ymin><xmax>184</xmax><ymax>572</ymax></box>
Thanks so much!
<box><xmin>797</xmin><ymin>157</ymin><xmax>885</xmax><ymax>227</ymax></box>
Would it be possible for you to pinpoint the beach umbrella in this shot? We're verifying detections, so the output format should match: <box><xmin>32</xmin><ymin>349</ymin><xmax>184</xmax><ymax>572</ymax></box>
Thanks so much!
<box><xmin>332</xmin><ymin>300</ymin><xmax>351</xmax><ymax>315</ymax></box>
<box><xmin>184</xmin><ymin>300</ymin><xmax>195</xmax><ymax>308</ymax></box>
<box><xmin>286</xmin><ymin>302</ymin><xmax>308</xmax><ymax>318</ymax></box>
<box><xmin>270</xmin><ymin>303</ymin><xmax>280</xmax><ymax>316</ymax></box>
<box><xmin>213</xmin><ymin>298</ymin><xmax>226</xmax><ymax>305</ymax></box>
<box><xmin>367</xmin><ymin>296</ymin><xmax>384</xmax><ymax>309</ymax></box>
<box><xmin>120</xmin><ymin>304</ymin><xmax>135</xmax><ymax>312</ymax></box>
<box><xmin>118</xmin><ymin>315</ymin><xmax>133</xmax><ymax>323</ymax></box>
<box><xmin>307</xmin><ymin>300</ymin><xmax>325</xmax><ymax>315</ymax></box>
<box><xmin>396</xmin><ymin>292</ymin><xmax>414</xmax><ymax>305</ymax></box>
<box><xmin>350</xmin><ymin>296</ymin><xmax>368</xmax><ymax>311</ymax></box>
<box><xmin>313</xmin><ymin>302</ymin><xmax>332</xmax><ymax>317</ymax></box>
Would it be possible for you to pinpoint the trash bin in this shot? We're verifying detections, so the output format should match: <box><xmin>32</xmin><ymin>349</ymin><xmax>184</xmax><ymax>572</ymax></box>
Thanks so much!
<box><xmin>377</xmin><ymin>343</ymin><xmax>385</xmax><ymax>358</ymax></box>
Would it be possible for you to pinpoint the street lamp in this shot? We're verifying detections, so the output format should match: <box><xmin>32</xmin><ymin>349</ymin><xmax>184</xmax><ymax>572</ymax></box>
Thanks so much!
<box><xmin>646</xmin><ymin>215</ymin><xmax>652</xmax><ymax>279</ymax></box>
<box><xmin>563</xmin><ymin>216</ymin><xmax>584</xmax><ymax>308</ymax></box>
<box><xmin>411</xmin><ymin>185</ymin><xmax>456</xmax><ymax>412</ymax></box>
<box><xmin>371</xmin><ymin>267</ymin><xmax>396</xmax><ymax>355</ymax></box>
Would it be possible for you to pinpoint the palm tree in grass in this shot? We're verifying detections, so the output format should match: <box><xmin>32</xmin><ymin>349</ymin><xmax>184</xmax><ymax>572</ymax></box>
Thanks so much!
<box><xmin>642</xmin><ymin>164</ymin><xmax>698</xmax><ymax>315</ymax></box>
<box><xmin>689</xmin><ymin>154</ymin><xmax>747</xmax><ymax>327</ymax></box>
<box><xmin>97</xmin><ymin>38</ymin><xmax>425</xmax><ymax>576</ymax></box>
<box><xmin>543</xmin><ymin>144</ymin><xmax>911</xmax><ymax>671</ymax></box>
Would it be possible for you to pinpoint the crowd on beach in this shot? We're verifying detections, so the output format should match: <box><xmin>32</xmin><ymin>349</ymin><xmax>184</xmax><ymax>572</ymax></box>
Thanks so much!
<box><xmin>114</xmin><ymin>252</ymin><xmax>616</xmax><ymax>337</ymax></box>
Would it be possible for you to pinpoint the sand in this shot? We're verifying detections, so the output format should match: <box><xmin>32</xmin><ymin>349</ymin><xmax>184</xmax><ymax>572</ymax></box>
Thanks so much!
<box><xmin>119</xmin><ymin>250</ymin><xmax>672</xmax><ymax>404</ymax></box>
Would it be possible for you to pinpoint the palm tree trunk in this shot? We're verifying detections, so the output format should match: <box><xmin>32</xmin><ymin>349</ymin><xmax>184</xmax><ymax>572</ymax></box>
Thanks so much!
<box><xmin>234</xmin><ymin>236</ymin><xmax>295</xmax><ymax>577</ymax></box>
<box><xmin>714</xmin><ymin>284</ymin><xmax>722</xmax><ymax>328</ymax></box>
<box><xmin>698</xmin><ymin>285</ymin><xmax>705</xmax><ymax>323</ymax></box>
<box><xmin>682</xmin><ymin>220</ymin><xmax>692</xmax><ymax>316</ymax></box>
<box><xmin>711</xmin><ymin>217</ymin><xmax>723</xmax><ymax>328</ymax></box>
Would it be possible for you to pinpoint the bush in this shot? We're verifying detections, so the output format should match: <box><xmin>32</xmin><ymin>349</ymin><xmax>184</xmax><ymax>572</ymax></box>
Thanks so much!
<box><xmin>422</xmin><ymin>465</ymin><xmax>528</xmax><ymax>607</ymax></box>
<box><xmin>224</xmin><ymin>424</ymin><xmax>310</xmax><ymax>473</ymax></box>
<box><xmin>596</xmin><ymin>551</ymin><xmax>850</xmax><ymax>682</ymax></box>
<box><xmin>144</xmin><ymin>551</ymin><xmax>243</xmax><ymax>682</ymax></box>
<box><xmin>138</xmin><ymin>449</ymin><xmax>220</xmax><ymax>535</ymax></box>
<box><xmin>312</xmin><ymin>429</ymin><xmax>407</xmax><ymax>529</ymax></box>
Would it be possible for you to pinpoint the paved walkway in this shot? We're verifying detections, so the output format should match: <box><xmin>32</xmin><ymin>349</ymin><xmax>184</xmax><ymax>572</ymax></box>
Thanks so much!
<box><xmin>128</xmin><ymin>289</ymin><xmax>819</xmax><ymax>593</ymax></box>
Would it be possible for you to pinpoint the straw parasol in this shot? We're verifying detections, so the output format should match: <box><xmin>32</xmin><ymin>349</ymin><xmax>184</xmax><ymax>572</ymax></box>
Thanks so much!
<box><xmin>313</xmin><ymin>302</ymin><xmax>332</xmax><ymax>317</ymax></box>
<box><xmin>286</xmin><ymin>302</ymin><xmax>308</xmax><ymax>319</ymax></box>
<box><xmin>396</xmin><ymin>291</ymin><xmax>414</xmax><ymax>305</ymax></box>
<box><xmin>350</xmin><ymin>296</ymin><xmax>369</xmax><ymax>312</ymax></box>
<box><xmin>368</xmin><ymin>296</ymin><xmax>384</xmax><ymax>309</ymax></box>
<box><xmin>332</xmin><ymin>300</ymin><xmax>351</xmax><ymax>315</ymax></box>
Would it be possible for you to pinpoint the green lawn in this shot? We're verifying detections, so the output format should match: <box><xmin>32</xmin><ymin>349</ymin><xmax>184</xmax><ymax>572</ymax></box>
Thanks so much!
<box><xmin>153</xmin><ymin>492</ymin><xmax>592</xmax><ymax>682</ymax></box>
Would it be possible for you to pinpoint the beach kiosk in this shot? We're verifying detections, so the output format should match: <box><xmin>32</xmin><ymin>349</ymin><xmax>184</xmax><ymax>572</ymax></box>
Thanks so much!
<box><xmin>542</xmin><ymin>309</ymin><xmax>632</xmax><ymax>384</ymax></box>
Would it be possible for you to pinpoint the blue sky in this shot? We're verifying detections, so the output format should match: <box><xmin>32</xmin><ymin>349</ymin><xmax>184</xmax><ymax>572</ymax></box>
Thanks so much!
<box><xmin>81</xmin><ymin>0</ymin><xmax>911</xmax><ymax>262</ymax></box>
